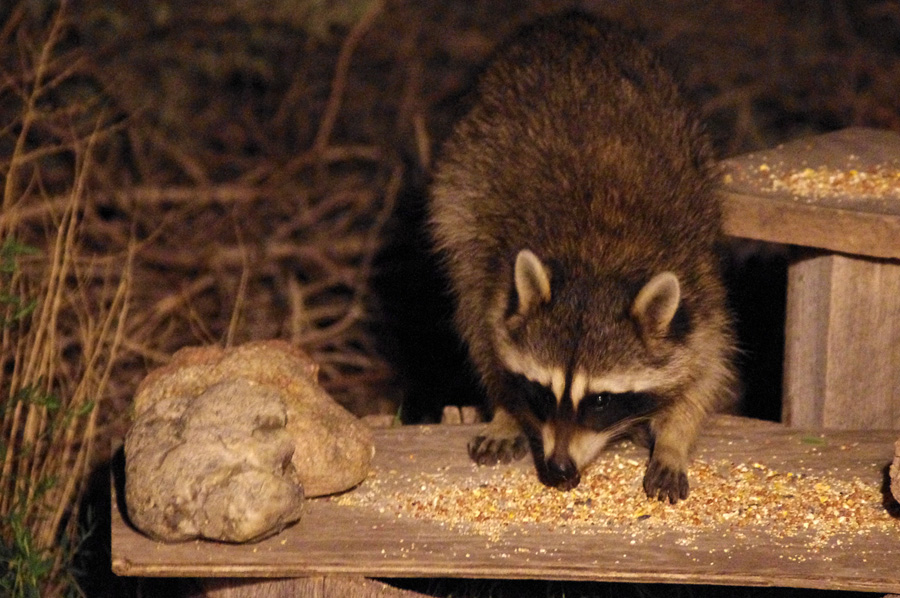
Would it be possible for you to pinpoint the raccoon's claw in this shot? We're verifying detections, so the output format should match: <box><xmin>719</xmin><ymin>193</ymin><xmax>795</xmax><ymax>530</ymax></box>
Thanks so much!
<box><xmin>643</xmin><ymin>459</ymin><xmax>689</xmax><ymax>504</ymax></box>
<box><xmin>468</xmin><ymin>434</ymin><xmax>529</xmax><ymax>465</ymax></box>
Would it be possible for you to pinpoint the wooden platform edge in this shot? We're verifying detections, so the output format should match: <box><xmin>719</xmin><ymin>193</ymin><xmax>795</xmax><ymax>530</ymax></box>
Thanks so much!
<box><xmin>720</xmin><ymin>189</ymin><xmax>900</xmax><ymax>259</ymax></box>
<box><xmin>111</xmin><ymin>417</ymin><xmax>900</xmax><ymax>594</ymax></box>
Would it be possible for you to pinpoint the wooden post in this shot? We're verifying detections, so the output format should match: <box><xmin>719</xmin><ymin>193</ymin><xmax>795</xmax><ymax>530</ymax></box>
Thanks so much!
<box><xmin>782</xmin><ymin>251</ymin><xmax>900</xmax><ymax>428</ymax></box>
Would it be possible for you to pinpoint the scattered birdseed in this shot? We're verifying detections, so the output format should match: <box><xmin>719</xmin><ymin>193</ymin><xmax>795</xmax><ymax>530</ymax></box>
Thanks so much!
<box><xmin>767</xmin><ymin>164</ymin><xmax>900</xmax><ymax>199</ymax></box>
<box><xmin>724</xmin><ymin>158</ymin><xmax>900</xmax><ymax>204</ymax></box>
<box><xmin>336</xmin><ymin>453</ymin><xmax>899</xmax><ymax>548</ymax></box>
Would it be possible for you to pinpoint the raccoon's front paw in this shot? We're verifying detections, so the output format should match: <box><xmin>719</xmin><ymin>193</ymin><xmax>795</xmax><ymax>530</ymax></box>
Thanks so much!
<box><xmin>643</xmin><ymin>458</ymin><xmax>689</xmax><ymax>504</ymax></box>
<box><xmin>468</xmin><ymin>434</ymin><xmax>529</xmax><ymax>465</ymax></box>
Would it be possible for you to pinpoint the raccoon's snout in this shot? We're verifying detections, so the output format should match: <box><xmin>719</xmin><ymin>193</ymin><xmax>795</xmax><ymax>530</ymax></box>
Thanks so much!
<box><xmin>544</xmin><ymin>455</ymin><xmax>580</xmax><ymax>491</ymax></box>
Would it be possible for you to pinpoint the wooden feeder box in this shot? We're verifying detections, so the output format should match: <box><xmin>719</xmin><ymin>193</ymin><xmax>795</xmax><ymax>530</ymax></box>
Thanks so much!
<box><xmin>720</xmin><ymin>127</ymin><xmax>900</xmax><ymax>429</ymax></box>
<box><xmin>112</xmin><ymin>128</ymin><xmax>900</xmax><ymax>597</ymax></box>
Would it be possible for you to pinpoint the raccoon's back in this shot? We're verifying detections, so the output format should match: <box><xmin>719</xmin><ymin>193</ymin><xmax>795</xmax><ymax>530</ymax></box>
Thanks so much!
<box><xmin>431</xmin><ymin>14</ymin><xmax>720</xmax><ymax>280</ymax></box>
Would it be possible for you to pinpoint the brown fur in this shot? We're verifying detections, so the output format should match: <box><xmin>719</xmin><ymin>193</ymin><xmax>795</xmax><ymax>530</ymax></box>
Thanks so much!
<box><xmin>430</xmin><ymin>13</ymin><xmax>736</xmax><ymax>503</ymax></box>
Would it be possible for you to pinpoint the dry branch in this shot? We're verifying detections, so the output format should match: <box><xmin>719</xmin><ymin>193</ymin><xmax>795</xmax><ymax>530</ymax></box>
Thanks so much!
<box><xmin>311</xmin><ymin>0</ymin><xmax>384</xmax><ymax>157</ymax></box>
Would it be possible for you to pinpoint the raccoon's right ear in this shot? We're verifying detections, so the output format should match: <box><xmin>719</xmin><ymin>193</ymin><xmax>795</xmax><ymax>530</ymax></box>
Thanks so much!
<box><xmin>513</xmin><ymin>249</ymin><xmax>552</xmax><ymax>316</ymax></box>
<box><xmin>631</xmin><ymin>272</ymin><xmax>681</xmax><ymax>338</ymax></box>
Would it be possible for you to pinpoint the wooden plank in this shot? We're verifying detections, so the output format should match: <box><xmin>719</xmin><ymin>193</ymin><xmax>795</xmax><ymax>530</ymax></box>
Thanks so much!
<box><xmin>783</xmin><ymin>252</ymin><xmax>900</xmax><ymax>429</ymax></box>
<box><xmin>112</xmin><ymin>417</ymin><xmax>900</xmax><ymax>593</ymax></box>
<box><xmin>719</xmin><ymin>127</ymin><xmax>900</xmax><ymax>258</ymax></box>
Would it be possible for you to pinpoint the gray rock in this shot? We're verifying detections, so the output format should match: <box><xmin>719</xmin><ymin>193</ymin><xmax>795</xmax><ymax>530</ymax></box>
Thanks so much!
<box><xmin>286</xmin><ymin>380</ymin><xmax>376</xmax><ymax>497</ymax></box>
<box><xmin>125</xmin><ymin>341</ymin><xmax>374</xmax><ymax>543</ymax></box>
<box><xmin>125</xmin><ymin>379</ymin><xmax>304</xmax><ymax>543</ymax></box>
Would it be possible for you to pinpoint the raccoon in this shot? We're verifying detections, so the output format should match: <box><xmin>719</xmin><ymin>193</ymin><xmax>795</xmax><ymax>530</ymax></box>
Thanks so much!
<box><xmin>429</xmin><ymin>13</ymin><xmax>737</xmax><ymax>503</ymax></box>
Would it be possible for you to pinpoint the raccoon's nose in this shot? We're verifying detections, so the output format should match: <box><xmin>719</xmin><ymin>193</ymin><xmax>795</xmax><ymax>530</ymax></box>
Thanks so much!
<box><xmin>546</xmin><ymin>455</ymin><xmax>580</xmax><ymax>490</ymax></box>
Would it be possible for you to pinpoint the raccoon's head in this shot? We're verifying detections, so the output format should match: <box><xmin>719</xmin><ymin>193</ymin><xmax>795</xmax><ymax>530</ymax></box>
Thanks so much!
<box><xmin>492</xmin><ymin>249</ymin><xmax>693</xmax><ymax>490</ymax></box>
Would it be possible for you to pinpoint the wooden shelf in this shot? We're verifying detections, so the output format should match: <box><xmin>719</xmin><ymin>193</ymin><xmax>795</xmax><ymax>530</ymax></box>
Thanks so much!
<box><xmin>720</xmin><ymin>127</ymin><xmax>900</xmax><ymax>258</ymax></box>
<box><xmin>112</xmin><ymin>417</ymin><xmax>900</xmax><ymax>594</ymax></box>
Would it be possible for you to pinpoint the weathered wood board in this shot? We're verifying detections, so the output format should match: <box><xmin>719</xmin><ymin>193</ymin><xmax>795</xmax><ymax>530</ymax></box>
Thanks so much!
<box><xmin>112</xmin><ymin>417</ymin><xmax>900</xmax><ymax>593</ymax></box>
<box><xmin>783</xmin><ymin>251</ymin><xmax>900</xmax><ymax>429</ymax></box>
<box><xmin>719</xmin><ymin>127</ymin><xmax>900</xmax><ymax>258</ymax></box>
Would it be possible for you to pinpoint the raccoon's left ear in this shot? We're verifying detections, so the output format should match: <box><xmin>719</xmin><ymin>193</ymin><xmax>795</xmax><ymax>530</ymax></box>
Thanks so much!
<box><xmin>631</xmin><ymin>272</ymin><xmax>681</xmax><ymax>338</ymax></box>
<box><xmin>513</xmin><ymin>249</ymin><xmax>552</xmax><ymax>316</ymax></box>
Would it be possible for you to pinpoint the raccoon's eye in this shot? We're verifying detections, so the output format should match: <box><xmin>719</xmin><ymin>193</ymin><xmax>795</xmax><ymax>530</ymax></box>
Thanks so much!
<box><xmin>577</xmin><ymin>391</ymin><xmax>660</xmax><ymax>431</ymax></box>
<box><xmin>581</xmin><ymin>392</ymin><xmax>612</xmax><ymax>412</ymax></box>
<box><xmin>525</xmin><ymin>383</ymin><xmax>556</xmax><ymax>421</ymax></box>
<box><xmin>509</xmin><ymin>374</ymin><xmax>556</xmax><ymax>421</ymax></box>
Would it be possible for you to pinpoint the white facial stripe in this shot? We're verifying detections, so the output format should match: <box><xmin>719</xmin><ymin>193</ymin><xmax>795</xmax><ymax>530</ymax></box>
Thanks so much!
<box><xmin>567</xmin><ymin>429</ymin><xmax>613</xmax><ymax>469</ymax></box>
<box><xmin>581</xmin><ymin>369</ymin><xmax>669</xmax><ymax>397</ymax></box>
<box><xmin>550</xmin><ymin>370</ymin><xmax>566</xmax><ymax>402</ymax></box>
<box><xmin>496</xmin><ymin>343</ymin><xmax>566</xmax><ymax>403</ymax></box>
<box><xmin>496</xmin><ymin>344</ymin><xmax>553</xmax><ymax>385</ymax></box>
<box><xmin>569</xmin><ymin>373</ymin><xmax>587</xmax><ymax>407</ymax></box>
<box><xmin>541</xmin><ymin>423</ymin><xmax>555</xmax><ymax>458</ymax></box>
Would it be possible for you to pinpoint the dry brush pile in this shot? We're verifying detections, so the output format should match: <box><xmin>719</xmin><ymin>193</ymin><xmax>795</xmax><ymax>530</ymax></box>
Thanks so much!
<box><xmin>2</xmin><ymin>0</ymin><xmax>900</xmax><ymax>595</ymax></box>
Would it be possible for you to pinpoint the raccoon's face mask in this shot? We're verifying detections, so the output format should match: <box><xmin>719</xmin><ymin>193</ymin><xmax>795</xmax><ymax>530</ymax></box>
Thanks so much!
<box><xmin>495</xmin><ymin>249</ymin><xmax>687</xmax><ymax>489</ymax></box>
<box><xmin>504</xmin><ymin>366</ymin><xmax>661</xmax><ymax>489</ymax></box>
